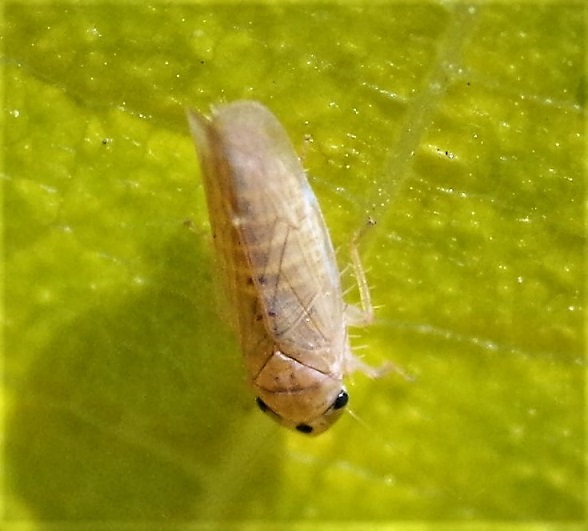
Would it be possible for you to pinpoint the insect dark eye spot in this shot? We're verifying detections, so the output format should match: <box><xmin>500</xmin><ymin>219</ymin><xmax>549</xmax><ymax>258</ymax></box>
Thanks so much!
<box><xmin>296</xmin><ymin>424</ymin><xmax>314</xmax><ymax>434</ymax></box>
<box><xmin>332</xmin><ymin>390</ymin><xmax>349</xmax><ymax>410</ymax></box>
<box><xmin>256</xmin><ymin>397</ymin><xmax>269</xmax><ymax>412</ymax></box>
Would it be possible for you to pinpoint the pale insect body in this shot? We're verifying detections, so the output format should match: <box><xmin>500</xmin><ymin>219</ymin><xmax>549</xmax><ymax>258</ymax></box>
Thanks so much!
<box><xmin>187</xmin><ymin>101</ymin><xmax>364</xmax><ymax>435</ymax></box>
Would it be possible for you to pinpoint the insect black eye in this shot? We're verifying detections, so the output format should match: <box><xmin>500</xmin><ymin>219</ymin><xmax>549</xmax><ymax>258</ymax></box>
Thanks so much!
<box><xmin>256</xmin><ymin>397</ymin><xmax>269</xmax><ymax>412</ymax></box>
<box><xmin>332</xmin><ymin>390</ymin><xmax>349</xmax><ymax>410</ymax></box>
<box><xmin>296</xmin><ymin>424</ymin><xmax>314</xmax><ymax>434</ymax></box>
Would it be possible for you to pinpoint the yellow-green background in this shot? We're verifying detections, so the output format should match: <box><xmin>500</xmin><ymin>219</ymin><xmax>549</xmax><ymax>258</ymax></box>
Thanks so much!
<box><xmin>2</xmin><ymin>1</ymin><xmax>585</xmax><ymax>528</ymax></box>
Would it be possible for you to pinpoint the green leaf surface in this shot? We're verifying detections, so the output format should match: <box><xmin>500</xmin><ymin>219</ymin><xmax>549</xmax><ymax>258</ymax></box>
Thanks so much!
<box><xmin>2</xmin><ymin>2</ymin><xmax>585</xmax><ymax>528</ymax></box>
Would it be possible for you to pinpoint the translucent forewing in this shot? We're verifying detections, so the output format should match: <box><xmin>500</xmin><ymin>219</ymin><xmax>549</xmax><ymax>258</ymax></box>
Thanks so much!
<box><xmin>187</xmin><ymin>101</ymin><xmax>355</xmax><ymax>434</ymax></box>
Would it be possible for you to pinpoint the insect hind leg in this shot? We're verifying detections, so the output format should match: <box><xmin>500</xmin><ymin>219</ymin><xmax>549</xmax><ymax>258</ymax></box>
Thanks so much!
<box><xmin>344</xmin><ymin>226</ymin><xmax>375</xmax><ymax>327</ymax></box>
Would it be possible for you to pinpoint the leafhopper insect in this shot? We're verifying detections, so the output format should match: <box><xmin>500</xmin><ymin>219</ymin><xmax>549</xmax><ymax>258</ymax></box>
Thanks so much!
<box><xmin>187</xmin><ymin>101</ymin><xmax>373</xmax><ymax>435</ymax></box>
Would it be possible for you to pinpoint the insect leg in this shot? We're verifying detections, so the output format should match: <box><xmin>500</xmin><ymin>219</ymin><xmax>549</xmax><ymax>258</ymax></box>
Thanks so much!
<box><xmin>345</xmin><ymin>221</ymin><xmax>375</xmax><ymax>327</ymax></box>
